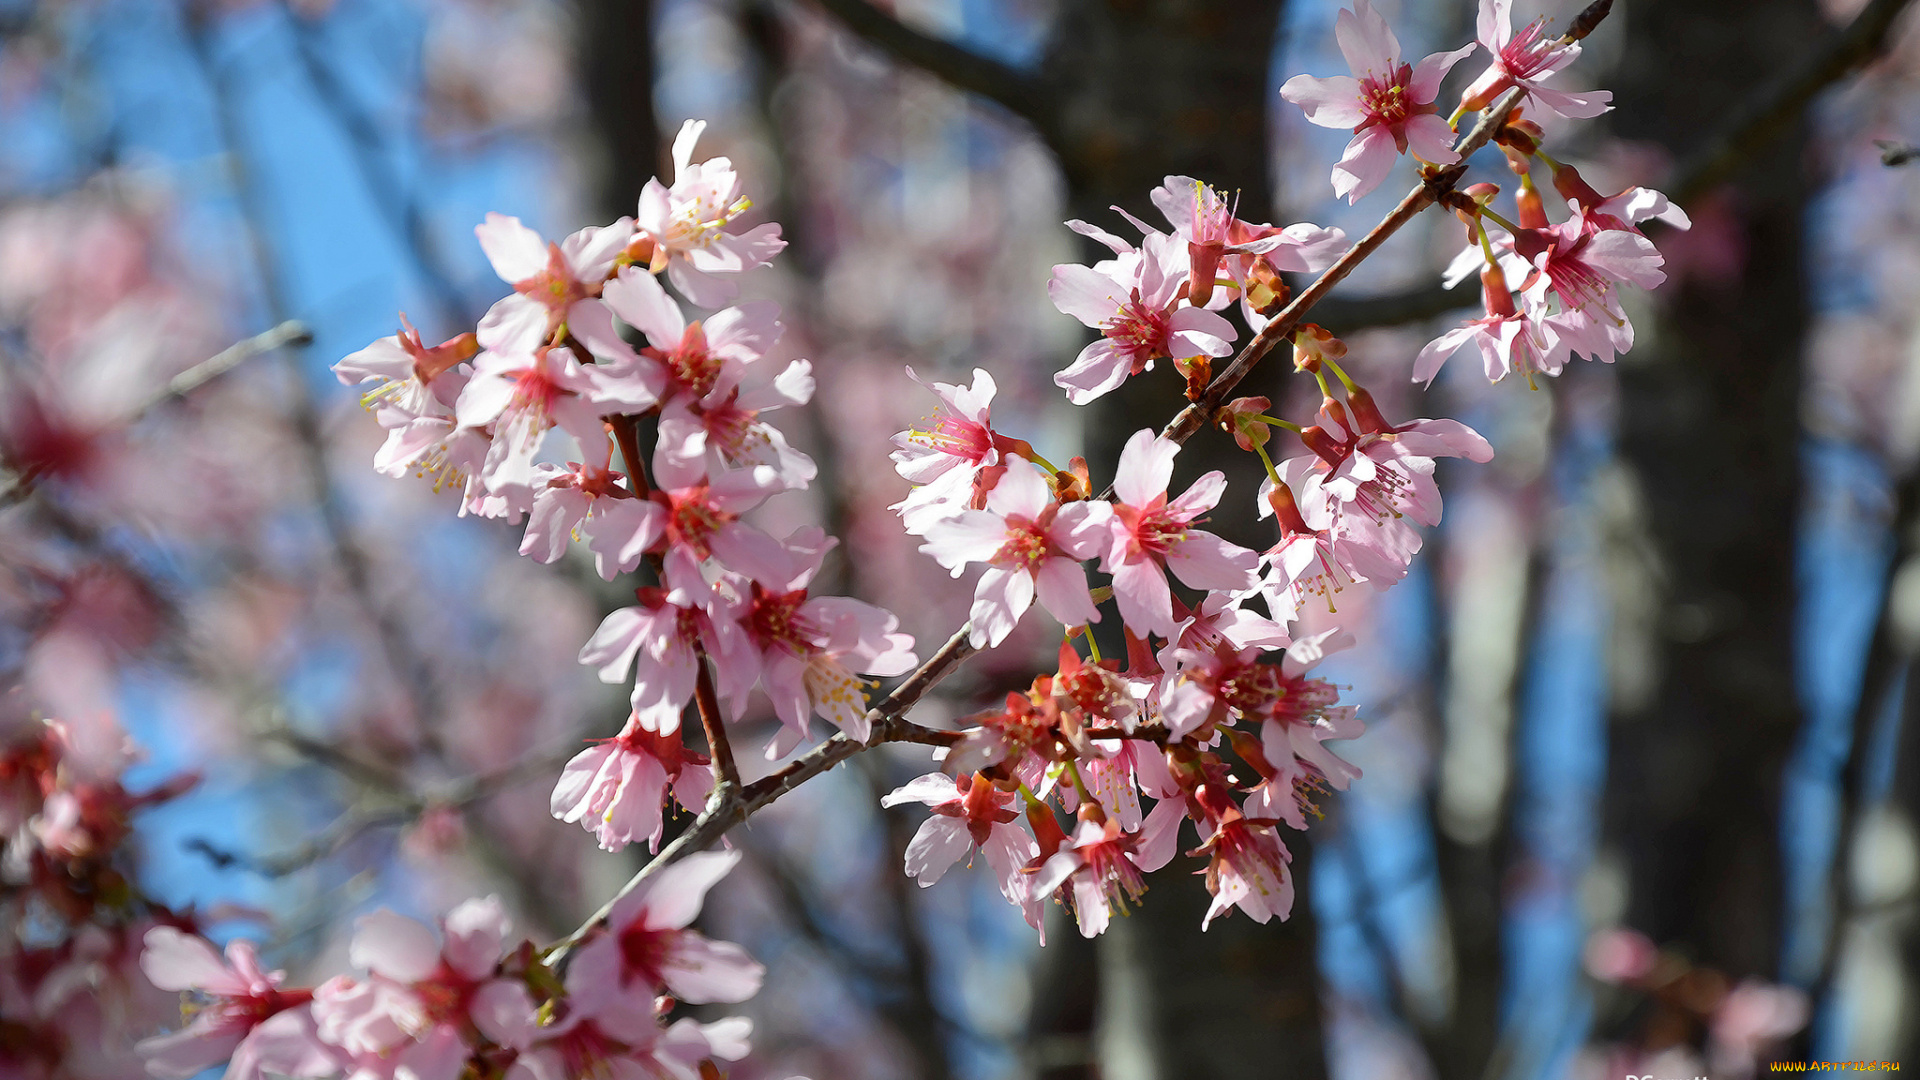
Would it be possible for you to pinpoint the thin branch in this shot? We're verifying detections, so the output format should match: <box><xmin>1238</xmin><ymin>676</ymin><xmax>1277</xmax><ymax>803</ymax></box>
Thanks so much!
<box><xmin>799</xmin><ymin>0</ymin><xmax>1054</xmax><ymax>140</ymax></box>
<box><xmin>132</xmin><ymin>319</ymin><xmax>316</xmax><ymax>415</ymax></box>
<box><xmin>546</xmin><ymin>92</ymin><xmax>1525</xmax><ymax>964</ymax></box>
<box><xmin>693</xmin><ymin>654</ymin><xmax>742</xmax><ymax>791</ymax></box>
<box><xmin>1670</xmin><ymin>0</ymin><xmax>1920</xmax><ymax>202</ymax></box>
<box><xmin>0</xmin><ymin>321</ymin><xmax>313</xmax><ymax>508</ymax></box>
<box><xmin>188</xmin><ymin>745</ymin><xmax>576</xmax><ymax>877</ymax></box>
<box><xmin>1151</xmin><ymin>87</ymin><xmax>1525</xmax><ymax>454</ymax></box>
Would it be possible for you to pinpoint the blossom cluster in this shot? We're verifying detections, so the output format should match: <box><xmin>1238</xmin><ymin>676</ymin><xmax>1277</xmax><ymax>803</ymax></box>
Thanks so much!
<box><xmin>879</xmin><ymin>0</ymin><xmax>1676</xmax><ymax>942</ymax></box>
<box><xmin>137</xmin><ymin>0</ymin><xmax>1683</xmax><ymax>1073</ymax></box>
<box><xmin>136</xmin><ymin>852</ymin><xmax>765</xmax><ymax>1080</ymax></box>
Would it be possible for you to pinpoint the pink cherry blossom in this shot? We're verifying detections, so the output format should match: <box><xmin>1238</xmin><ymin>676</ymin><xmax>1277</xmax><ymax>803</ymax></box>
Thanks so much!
<box><xmin>1414</xmin><ymin>264</ymin><xmax>1574</xmax><ymax>385</ymax></box>
<box><xmin>1146</xmin><ymin>176</ymin><xmax>1346</xmax><ymax>309</ymax></box>
<box><xmin>881</xmin><ymin>772</ymin><xmax>1038</xmax><ymax>902</ymax></box>
<box><xmin>1514</xmin><ymin>208</ymin><xmax>1668</xmax><ymax>364</ymax></box>
<box><xmin>1101</xmin><ymin>429</ymin><xmax>1260</xmax><ymax>639</ymax></box>
<box><xmin>650</xmin><ymin>447</ymin><xmax>791</xmax><ymax>584</ymax></box>
<box><xmin>1254</xmin><ymin>476</ymin><xmax>1375</xmax><ymax>621</ymax></box>
<box><xmin>333</xmin><ymin>316</ymin><xmax>476</xmax><ymax>419</ymax></box>
<box><xmin>577</xmin><ymin>547</ymin><xmax>753</xmax><ymax>733</ymax></box>
<box><xmin>635</xmin><ymin>120</ymin><xmax>787</xmax><ymax>307</ymax></box>
<box><xmin>1553</xmin><ymin>164</ymin><xmax>1692</xmax><ymax>236</ymax></box>
<box><xmin>598</xmin><ymin>263</ymin><xmax>787</xmax><ymax>406</ymax></box>
<box><xmin>916</xmin><ymin>461</ymin><xmax>1109</xmax><ymax>648</ymax></box>
<box><xmin>1458</xmin><ymin>0</ymin><xmax>1611</xmax><ymax>120</ymax></box>
<box><xmin>1280</xmin><ymin>0</ymin><xmax>1475</xmax><ymax>202</ymax></box>
<box><xmin>520</xmin><ymin>460</ymin><xmax>664</xmax><ymax>580</ymax></box>
<box><xmin>566</xmin><ymin>850</ymin><xmax>764</xmax><ymax>1010</ymax></box>
<box><xmin>732</xmin><ymin>529</ymin><xmax>918</xmax><ymax>757</ymax></box>
<box><xmin>1192</xmin><ymin>810</ymin><xmax>1294</xmax><ymax>928</ymax></box>
<box><xmin>551</xmin><ymin>713</ymin><xmax>714</xmax><ymax>853</ymax></box>
<box><xmin>473</xmin><ymin>213</ymin><xmax>634</xmax><ymax>356</ymax></box>
<box><xmin>310</xmin><ymin>898</ymin><xmax>535</xmax><ymax>1070</ymax></box>
<box><xmin>1169</xmin><ymin>590</ymin><xmax>1292</xmax><ymax>655</ymax></box>
<box><xmin>1028</xmin><ymin>809</ymin><xmax>1183</xmax><ymax>939</ymax></box>
<box><xmin>891</xmin><ymin>367</ymin><xmax>1014</xmax><ymax>531</ymax></box>
<box><xmin>1049</xmin><ymin>229</ymin><xmax>1236</xmax><ymax>404</ymax></box>
<box><xmin>454</xmin><ymin>345</ymin><xmax>659</xmax><ymax>505</ymax></box>
<box><xmin>135</xmin><ymin>928</ymin><xmax>316</xmax><ymax>1080</ymax></box>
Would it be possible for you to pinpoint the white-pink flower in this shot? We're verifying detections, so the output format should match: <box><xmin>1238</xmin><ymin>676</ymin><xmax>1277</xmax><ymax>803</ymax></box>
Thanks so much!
<box><xmin>136</xmin><ymin>928</ymin><xmax>319</xmax><ymax>1080</ymax></box>
<box><xmin>1028</xmin><ymin>810</ymin><xmax>1183</xmax><ymax>939</ymax></box>
<box><xmin>473</xmin><ymin>213</ymin><xmax>634</xmax><ymax>356</ymax></box>
<box><xmin>891</xmin><ymin>367</ymin><xmax>1009</xmax><ymax>532</ymax></box>
<box><xmin>566</xmin><ymin>850</ymin><xmax>764</xmax><ymax>1011</ymax></box>
<box><xmin>311</xmin><ymin>897</ymin><xmax>535</xmax><ymax>1067</ymax></box>
<box><xmin>881</xmin><ymin>772</ymin><xmax>1038</xmax><ymax>902</ymax></box>
<box><xmin>333</xmin><ymin>317</ymin><xmax>475</xmax><ymax>420</ymax></box>
<box><xmin>635</xmin><ymin>120</ymin><xmax>787</xmax><ymax>308</ymax></box>
<box><xmin>652</xmin><ymin>451</ymin><xmax>790</xmax><ymax>583</ymax></box>
<box><xmin>1102</xmin><ymin>429</ymin><xmax>1260</xmax><ymax>639</ymax></box>
<box><xmin>1514</xmin><ymin>208</ymin><xmax>1667</xmax><ymax>364</ymax></box>
<box><xmin>1280</xmin><ymin>0</ymin><xmax>1475</xmax><ymax>203</ymax></box>
<box><xmin>1458</xmin><ymin>0</ymin><xmax>1611</xmax><ymax>120</ymax></box>
<box><xmin>520</xmin><ymin>459</ymin><xmax>664</xmax><ymax>580</ymax></box>
<box><xmin>1192</xmin><ymin>811</ymin><xmax>1294</xmax><ymax>928</ymax></box>
<box><xmin>1414</xmin><ymin>265</ymin><xmax>1575</xmax><ymax>385</ymax></box>
<box><xmin>1049</xmin><ymin>229</ymin><xmax>1235</xmax><ymax>405</ymax></box>
<box><xmin>551</xmin><ymin>713</ymin><xmax>714</xmax><ymax>853</ymax></box>
<box><xmin>734</xmin><ymin>529</ymin><xmax>918</xmax><ymax>757</ymax></box>
<box><xmin>1146</xmin><ymin>176</ymin><xmax>1346</xmax><ymax>311</ymax></box>
<box><xmin>455</xmin><ymin>344</ymin><xmax>660</xmax><ymax>505</ymax></box>
<box><xmin>578</xmin><ymin>547</ymin><xmax>754</xmax><ymax>733</ymax></box>
<box><xmin>916</xmin><ymin>461</ymin><xmax>1108</xmax><ymax>648</ymax></box>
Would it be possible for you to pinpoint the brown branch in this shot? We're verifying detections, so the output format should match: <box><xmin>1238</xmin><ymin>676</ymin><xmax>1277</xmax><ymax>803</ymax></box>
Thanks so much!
<box><xmin>798</xmin><ymin>0</ymin><xmax>1056</xmax><ymax>142</ymax></box>
<box><xmin>693</xmin><ymin>653</ymin><xmax>742</xmax><ymax>791</ymax></box>
<box><xmin>1151</xmin><ymin>86</ymin><xmax>1525</xmax><ymax>454</ymax></box>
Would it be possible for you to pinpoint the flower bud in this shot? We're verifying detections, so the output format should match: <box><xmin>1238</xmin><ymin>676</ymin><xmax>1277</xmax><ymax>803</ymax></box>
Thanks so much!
<box><xmin>1551</xmin><ymin>162</ymin><xmax>1607</xmax><ymax>212</ymax></box>
<box><xmin>1495</xmin><ymin>118</ymin><xmax>1545</xmax><ymax>158</ymax></box>
<box><xmin>1344</xmin><ymin>386</ymin><xmax>1395</xmax><ymax>436</ymax></box>
<box><xmin>1516</xmin><ymin>179</ymin><xmax>1548</xmax><ymax>230</ymax></box>
<box><xmin>1299</xmin><ymin>425</ymin><xmax>1347</xmax><ymax>468</ymax></box>
<box><xmin>1243</xmin><ymin>255</ymin><xmax>1290</xmax><ymax>316</ymax></box>
<box><xmin>1292</xmin><ymin>324</ymin><xmax>1345</xmax><ymax>373</ymax></box>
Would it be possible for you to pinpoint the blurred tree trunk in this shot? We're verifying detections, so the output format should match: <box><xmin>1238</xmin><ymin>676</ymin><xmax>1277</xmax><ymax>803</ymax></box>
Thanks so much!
<box><xmin>1030</xmin><ymin>4</ymin><xmax>1331</xmax><ymax>1079</ymax></box>
<box><xmin>579</xmin><ymin>0</ymin><xmax>658</xmax><ymax>220</ymax></box>
<box><xmin>1604</xmin><ymin>0</ymin><xmax>1822</xmax><ymax>1002</ymax></box>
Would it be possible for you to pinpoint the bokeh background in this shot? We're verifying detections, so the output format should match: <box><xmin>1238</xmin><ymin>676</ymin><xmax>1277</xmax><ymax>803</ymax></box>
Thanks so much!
<box><xmin>3</xmin><ymin>0</ymin><xmax>1919</xmax><ymax>1076</ymax></box>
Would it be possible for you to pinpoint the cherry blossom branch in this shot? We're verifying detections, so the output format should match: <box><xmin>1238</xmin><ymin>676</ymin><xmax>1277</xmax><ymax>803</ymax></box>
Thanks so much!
<box><xmin>1311</xmin><ymin>0</ymin><xmax>1918</xmax><ymax>334</ymax></box>
<box><xmin>1144</xmin><ymin>85</ymin><xmax>1527</xmax><ymax>460</ymax></box>
<box><xmin>546</xmin><ymin>93</ymin><xmax>1524</xmax><ymax>964</ymax></box>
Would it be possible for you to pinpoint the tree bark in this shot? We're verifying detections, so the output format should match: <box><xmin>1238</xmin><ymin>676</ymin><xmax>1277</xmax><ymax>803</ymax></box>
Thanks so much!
<box><xmin>1604</xmin><ymin>0</ymin><xmax>1822</xmax><ymax>998</ymax></box>
<box><xmin>579</xmin><ymin>0</ymin><xmax>658</xmax><ymax>219</ymax></box>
